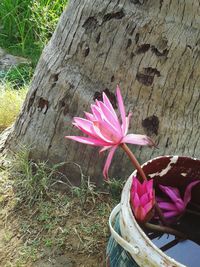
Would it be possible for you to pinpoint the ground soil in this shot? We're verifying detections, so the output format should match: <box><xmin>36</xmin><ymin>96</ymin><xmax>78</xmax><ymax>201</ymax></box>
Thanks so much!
<box><xmin>0</xmin><ymin>171</ymin><xmax>116</xmax><ymax>267</ymax></box>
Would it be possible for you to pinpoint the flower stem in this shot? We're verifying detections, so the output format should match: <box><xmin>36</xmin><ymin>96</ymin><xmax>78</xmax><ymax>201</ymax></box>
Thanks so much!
<box><xmin>144</xmin><ymin>222</ymin><xmax>187</xmax><ymax>240</ymax></box>
<box><xmin>120</xmin><ymin>143</ymin><xmax>167</xmax><ymax>226</ymax></box>
<box><xmin>120</xmin><ymin>143</ymin><xmax>147</xmax><ymax>183</ymax></box>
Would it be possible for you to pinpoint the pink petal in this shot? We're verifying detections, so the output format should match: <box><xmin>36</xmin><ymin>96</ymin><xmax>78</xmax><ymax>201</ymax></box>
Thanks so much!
<box><xmin>84</xmin><ymin>112</ymin><xmax>95</xmax><ymax>121</ymax></box>
<box><xmin>123</xmin><ymin>112</ymin><xmax>132</xmax><ymax>136</ymax></box>
<box><xmin>91</xmin><ymin>104</ymin><xmax>103</xmax><ymax>121</ymax></box>
<box><xmin>159</xmin><ymin>185</ymin><xmax>182</xmax><ymax>203</ymax></box>
<box><xmin>122</xmin><ymin>134</ymin><xmax>154</xmax><ymax>146</ymax></box>
<box><xmin>158</xmin><ymin>201</ymin><xmax>181</xmax><ymax>211</ymax></box>
<box><xmin>137</xmin><ymin>181</ymin><xmax>145</xmax><ymax>197</ymax></box>
<box><xmin>144</xmin><ymin>201</ymin><xmax>154</xmax><ymax>213</ymax></box>
<box><xmin>116</xmin><ymin>85</ymin><xmax>126</xmax><ymax>134</ymax></box>
<box><xmin>73</xmin><ymin>117</ymin><xmax>95</xmax><ymax>136</ymax></box>
<box><xmin>99</xmin><ymin>146</ymin><xmax>112</xmax><ymax>154</ymax></box>
<box><xmin>102</xmin><ymin>92</ymin><xmax>118</xmax><ymax>120</ymax></box>
<box><xmin>97</xmin><ymin>119</ymin><xmax>122</xmax><ymax>142</ymax></box>
<box><xmin>65</xmin><ymin>136</ymin><xmax>109</xmax><ymax>146</ymax></box>
<box><xmin>132</xmin><ymin>193</ymin><xmax>140</xmax><ymax>208</ymax></box>
<box><xmin>163</xmin><ymin>211</ymin><xmax>180</xmax><ymax>218</ymax></box>
<box><xmin>97</xmin><ymin>100</ymin><xmax>122</xmax><ymax>133</ymax></box>
<box><xmin>103</xmin><ymin>146</ymin><xmax>117</xmax><ymax>179</ymax></box>
<box><xmin>135</xmin><ymin>207</ymin><xmax>146</xmax><ymax>221</ymax></box>
<box><xmin>90</xmin><ymin>105</ymin><xmax>122</xmax><ymax>142</ymax></box>
<box><xmin>183</xmin><ymin>180</ymin><xmax>200</xmax><ymax>206</ymax></box>
<box><xmin>146</xmin><ymin>179</ymin><xmax>153</xmax><ymax>193</ymax></box>
<box><xmin>131</xmin><ymin>177</ymin><xmax>138</xmax><ymax>194</ymax></box>
<box><xmin>140</xmin><ymin>193</ymin><xmax>149</xmax><ymax>206</ymax></box>
<box><xmin>92</xmin><ymin>124</ymin><xmax>114</xmax><ymax>144</ymax></box>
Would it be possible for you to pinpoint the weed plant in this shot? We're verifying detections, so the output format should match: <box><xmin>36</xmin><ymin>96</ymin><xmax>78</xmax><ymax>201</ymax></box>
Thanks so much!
<box><xmin>0</xmin><ymin>83</ymin><xmax>27</xmax><ymax>131</ymax></box>
<box><xmin>10</xmin><ymin>148</ymin><xmax>66</xmax><ymax>206</ymax></box>
<box><xmin>0</xmin><ymin>0</ymin><xmax>67</xmax><ymax>64</ymax></box>
<box><xmin>1</xmin><ymin>65</ymin><xmax>33</xmax><ymax>88</ymax></box>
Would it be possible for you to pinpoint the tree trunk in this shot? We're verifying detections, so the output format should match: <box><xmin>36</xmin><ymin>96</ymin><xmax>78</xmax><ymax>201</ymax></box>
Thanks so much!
<box><xmin>2</xmin><ymin>0</ymin><xmax>200</xmax><ymax>184</ymax></box>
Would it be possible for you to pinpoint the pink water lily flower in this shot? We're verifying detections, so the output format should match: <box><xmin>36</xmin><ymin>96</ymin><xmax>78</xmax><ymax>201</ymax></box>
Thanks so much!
<box><xmin>130</xmin><ymin>177</ymin><xmax>155</xmax><ymax>222</ymax></box>
<box><xmin>157</xmin><ymin>180</ymin><xmax>200</xmax><ymax>219</ymax></box>
<box><xmin>65</xmin><ymin>86</ymin><xmax>154</xmax><ymax>179</ymax></box>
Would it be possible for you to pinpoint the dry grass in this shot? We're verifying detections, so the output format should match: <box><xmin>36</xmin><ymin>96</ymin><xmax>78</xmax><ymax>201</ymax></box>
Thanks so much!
<box><xmin>0</xmin><ymin>83</ymin><xmax>27</xmax><ymax>131</ymax></box>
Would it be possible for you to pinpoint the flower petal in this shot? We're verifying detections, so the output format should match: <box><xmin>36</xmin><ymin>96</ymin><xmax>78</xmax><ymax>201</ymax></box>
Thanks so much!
<box><xmin>116</xmin><ymin>85</ymin><xmax>126</xmax><ymax>133</ymax></box>
<box><xmin>92</xmin><ymin>124</ymin><xmax>114</xmax><ymax>144</ymax></box>
<box><xmin>91</xmin><ymin>104</ymin><xmax>103</xmax><ymax>121</ymax></box>
<box><xmin>163</xmin><ymin>211</ymin><xmax>180</xmax><ymax>219</ymax></box>
<box><xmin>122</xmin><ymin>134</ymin><xmax>155</xmax><ymax>146</ymax></box>
<box><xmin>97</xmin><ymin>119</ymin><xmax>122</xmax><ymax>142</ymax></box>
<box><xmin>159</xmin><ymin>185</ymin><xmax>181</xmax><ymax>203</ymax></box>
<box><xmin>146</xmin><ymin>179</ymin><xmax>154</xmax><ymax>193</ymax></box>
<box><xmin>140</xmin><ymin>193</ymin><xmax>149</xmax><ymax>206</ymax></box>
<box><xmin>65</xmin><ymin>136</ymin><xmax>109</xmax><ymax>146</ymax></box>
<box><xmin>97</xmin><ymin>100</ymin><xmax>122</xmax><ymax>133</ymax></box>
<box><xmin>103</xmin><ymin>146</ymin><xmax>117</xmax><ymax>179</ymax></box>
<box><xmin>102</xmin><ymin>92</ymin><xmax>118</xmax><ymax>120</ymax></box>
<box><xmin>158</xmin><ymin>201</ymin><xmax>180</xmax><ymax>211</ymax></box>
<box><xmin>73</xmin><ymin>117</ymin><xmax>95</xmax><ymax>136</ymax></box>
<box><xmin>132</xmin><ymin>193</ymin><xmax>140</xmax><ymax>208</ymax></box>
<box><xmin>84</xmin><ymin>112</ymin><xmax>95</xmax><ymax>121</ymax></box>
<box><xmin>99</xmin><ymin>146</ymin><xmax>112</xmax><ymax>154</ymax></box>
<box><xmin>124</xmin><ymin>112</ymin><xmax>132</xmax><ymax>136</ymax></box>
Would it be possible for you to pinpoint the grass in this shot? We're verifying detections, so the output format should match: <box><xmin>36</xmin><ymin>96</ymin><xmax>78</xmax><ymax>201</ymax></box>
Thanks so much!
<box><xmin>0</xmin><ymin>0</ymin><xmax>67</xmax><ymax>65</ymax></box>
<box><xmin>0</xmin><ymin>148</ymin><xmax>120</xmax><ymax>266</ymax></box>
<box><xmin>0</xmin><ymin>65</ymin><xmax>34</xmax><ymax>89</ymax></box>
<box><xmin>0</xmin><ymin>83</ymin><xmax>27</xmax><ymax>132</ymax></box>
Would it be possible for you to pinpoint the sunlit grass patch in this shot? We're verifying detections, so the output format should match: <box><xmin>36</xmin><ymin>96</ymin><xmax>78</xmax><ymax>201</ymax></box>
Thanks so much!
<box><xmin>0</xmin><ymin>83</ymin><xmax>27</xmax><ymax>131</ymax></box>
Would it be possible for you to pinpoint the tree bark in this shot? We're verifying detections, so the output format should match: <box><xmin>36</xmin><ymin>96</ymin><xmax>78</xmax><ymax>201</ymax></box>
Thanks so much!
<box><xmin>2</xmin><ymin>0</ymin><xmax>200</xmax><ymax>184</ymax></box>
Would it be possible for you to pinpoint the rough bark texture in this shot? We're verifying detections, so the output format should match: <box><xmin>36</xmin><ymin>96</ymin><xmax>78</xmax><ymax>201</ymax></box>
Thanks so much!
<box><xmin>2</xmin><ymin>0</ymin><xmax>200</xmax><ymax>184</ymax></box>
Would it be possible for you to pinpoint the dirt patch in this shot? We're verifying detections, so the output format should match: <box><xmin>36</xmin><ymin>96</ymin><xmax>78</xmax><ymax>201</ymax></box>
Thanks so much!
<box><xmin>0</xmin><ymin>172</ymin><xmax>116</xmax><ymax>267</ymax></box>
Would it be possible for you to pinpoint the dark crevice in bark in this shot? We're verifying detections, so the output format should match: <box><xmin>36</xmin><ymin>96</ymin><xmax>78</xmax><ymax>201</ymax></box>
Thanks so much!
<box><xmin>96</xmin><ymin>32</ymin><xmax>101</xmax><ymax>43</ymax></box>
<box><xmin>38</xmin><ymin>98</ymin><xmax>49</xmax><ymax>114</ymax></box>
<box><xmin>82</xmin><ymin>45</ymin><xmax>90</xmax><ymax>57</ymax></box>
<box><xmin>144</xmin><ymin>67</ymin><xmax>161</xmax><ymax>77</ymax></box>
<box><xmin>27</xmin><ymin>91</ymin><xmax>36</xmax><ymax>112</ymax></box>
<box><xmin>135</xmin><ymin>32</ymin><xmax>140</xmax><ymax>44</ymax></box>
<box><xmin>151</xmin><ymin>46</ymin><xmax>169</xmax><ymax>57</ymax></box>
<box><xmin>52</xmin><ymin>73</ymin><xmax>59</xmax><ymax>82</ymax></box>
<box><xmin>136</xmin><ymin>44</ymin><xmax>150</xmax><ymax>54</ymax></box>
<box><xmin>142</xmin><ymin>115</ymin><xmax>159</xmax><ymax>136</ymax></box>
<box><xmin>126</xmin><ymin>39</ymin><xmax>132</xmax><ymax>49</ymax></box>
<box><xmin>130</xmin><ymin>0</ymin><xmax>145</xmax><ymax>5</ymax></box>
<box><xmin>127</xmin><ymin>23</ymin><xmax>137</xmax><ymax>36</ymax></box>
<box><xmin>136</xmin><ymin>67</ymin><xmax>161</xmax><ymax>86</ymax></box>
<box><xmin>130</xmin><ymin>52</ymin><xmax>135</xmax><ymax>58</ymax></box>
<box><xmin>50</xmin><ymin>73</ymin><xmax>60</xmax><ymax>88</ymax></box>
<box><xmin>165</xmin><ymin>137</ymin><xmax>170</xmax><ymax>148</ymax></box>
<box><xmin>159</xmin><ymin>0</ymin><xmax>164</xmax><ymax>11</ymax></box>
<box><xmin>103</xmin><ymin>10</ymin><xmax>125</xmax><ymax>23</ymax></box>
<box><xmin>82</xmin><ymin>16</ymin><xmax>98</xmax><ymax>33</ymax></box>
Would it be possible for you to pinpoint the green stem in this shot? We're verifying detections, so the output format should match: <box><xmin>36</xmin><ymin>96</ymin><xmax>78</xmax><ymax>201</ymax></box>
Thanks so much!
<box><xmin>120</xmin><ymin>143</ymin><xmax>146</xmax><ymax>183</ymax></box>
<box><xmin>120</xmin><ymin>143</ymin><xmax>167</xmax><ymax>226</ymax></box>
